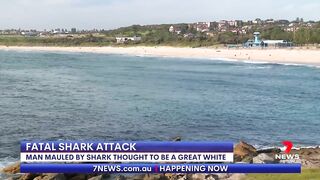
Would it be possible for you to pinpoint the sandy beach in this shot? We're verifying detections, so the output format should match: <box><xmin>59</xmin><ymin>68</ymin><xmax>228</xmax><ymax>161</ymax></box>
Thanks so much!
<box><xmin>1</xmin><ymin>46</ymin><xmax>320</xmax><ymax>66</ymax></box>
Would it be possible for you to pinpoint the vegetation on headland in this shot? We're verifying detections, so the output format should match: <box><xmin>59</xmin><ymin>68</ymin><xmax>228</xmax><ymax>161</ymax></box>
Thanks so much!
<box><xmin>0</xmin><ymin>35</ymin><xmax>114</xmax><ymax>47</ymax></box>
<box><xmin>105</xmin><ymin>23</ymin><xmax>320</xmax><ymax>46</ymax></box>
<box><xmin>0</xmin><ymin>19</ymin><xmax>320</xmax><ymax>47</ymax></box>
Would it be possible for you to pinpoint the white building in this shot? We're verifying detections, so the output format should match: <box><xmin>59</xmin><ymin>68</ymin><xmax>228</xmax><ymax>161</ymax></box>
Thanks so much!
<box><xmin>21</xmin><ymin>31</ymin><xmax>38</xmax><ymax>36</ymax></box>
<box><xmin>228</xmin><ymin>21</ymin><xmax>237</xmax><ymax>27</ymax></box>
<box><xmin>116</xmin><ymin>36</ymin><xmax>142</xmax><ymax>43</ymax></box>
<box><xmin>262</xmin><ymin>40</ymin><xmax>292</xmax><ymax>47</ymax></box>
<box><xmin>263</xmin><ymin>40</ymin><xmax>286</xmax><ymax>44</ymax></box>
<box><xmin>169</xmin><ymin>26</ymin><xmax>175</xmax><ymax>33</ymax></box>
<box><xmin>169</xmin><ymin>26</ymin><xmax>182</xmax><ymax>34</ymax></box>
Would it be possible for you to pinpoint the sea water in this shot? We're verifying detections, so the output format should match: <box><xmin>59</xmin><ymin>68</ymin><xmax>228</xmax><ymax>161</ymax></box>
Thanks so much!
<box><xmin>0</xmin><ymin>50</ymin><xmax>319</xmax><ymax>162</ymax></box>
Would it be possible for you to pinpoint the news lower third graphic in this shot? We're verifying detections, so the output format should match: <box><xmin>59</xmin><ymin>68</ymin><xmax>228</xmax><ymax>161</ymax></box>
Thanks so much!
<box><xmin>20</xmin><ymin>141</ymin><xmax>301</xmax><ymax>174</ymax></box>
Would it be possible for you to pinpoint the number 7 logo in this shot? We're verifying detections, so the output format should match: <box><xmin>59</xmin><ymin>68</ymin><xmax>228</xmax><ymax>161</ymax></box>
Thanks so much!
<box><xmin>282</xmin><ymin>141</ymin><xmax>293</xmax><ymax>154</ymax></box>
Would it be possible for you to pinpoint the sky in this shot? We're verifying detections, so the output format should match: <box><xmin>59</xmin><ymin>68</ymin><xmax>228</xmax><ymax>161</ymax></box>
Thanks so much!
<box><xmin>0</xmin><ymin>0</ymin><xmax>319</xmax><ymax>30</ymax></box>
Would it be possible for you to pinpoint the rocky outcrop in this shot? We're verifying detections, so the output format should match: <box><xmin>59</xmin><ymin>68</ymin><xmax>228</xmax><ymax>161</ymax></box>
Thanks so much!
<box><xmin>234</xmin><ymin>141</ymin><xmax>257</xmax><ymax>163</ymax></box>
<box><xmin>88</xmin><ymin>175</ymin><xmax>106</xmax><ymax>180</ymax></box>
<box><xmin>252</xmin><ymin>153</ymin><xmax>276</xmax><ymax>164</ymax></box>
<box><xmin>33</xmin><ymin>173</ymin><xmax>66</xmax><ymax>180</ymax></box>
<box><xmin>171</xmin><ymin>137</ymin><xmax>182</xmax><ymax>142</ymax></box>
<box><xmin>286</xmin><ymin>148</ymin><xmax>320</xmax><ymax>168</ymax></box>
<box><xmin>19</xmin><ymin>173</ymin><xmax>41</xmax><ymax>180</ymax></box>
<box><xmin>1</xmin><ymin>162</ymin><xmax>20</xmax><ymax>174</ymax></box>
<box><xmin>234</xmin><ymin>141</ymin><xmax>257</xmax><ymax>157</ymax></box>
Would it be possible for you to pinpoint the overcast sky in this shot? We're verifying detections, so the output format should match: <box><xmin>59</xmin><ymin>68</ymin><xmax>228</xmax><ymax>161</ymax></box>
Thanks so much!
<box><xmin>0</xmin><ymin>0</ymin><xmax>319</xmax><ymax>30</ymax></box>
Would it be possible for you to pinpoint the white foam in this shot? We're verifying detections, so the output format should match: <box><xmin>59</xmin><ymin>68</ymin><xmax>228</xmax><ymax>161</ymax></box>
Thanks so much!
<box><xmin>133</xmin><ymin>54</ymin><xmax>320</xmax><ymax>68</ymax></box>
<box><xmin>253</xmin><ymin>144</ymin><xmax>320</xmax><ymax>151</ymax></box>
<box><xmin>242</xmin><ymin>60</ymin><xmax>320</xmax><ymax>68</ymax></box>
<box><xmin>2</xmin><ymin>48</ymin><xmax>320</xmax><ymax>68</ymax></box>
<box><xmin>0</xmin><ymin>157</ymin><xmax>18</xmax><ymax>170</ymax></box>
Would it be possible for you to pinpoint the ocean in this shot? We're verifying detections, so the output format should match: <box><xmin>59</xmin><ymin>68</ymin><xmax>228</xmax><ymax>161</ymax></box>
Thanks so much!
<box><xmin>0</xmin><ymin>50</ymin><xmax>319</xmax><ymax>164</ymax></box>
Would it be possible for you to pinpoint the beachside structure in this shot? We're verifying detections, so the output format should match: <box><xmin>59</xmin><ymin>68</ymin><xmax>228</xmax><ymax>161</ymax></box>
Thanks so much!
<box><xmin>244</xmin><ymin>32</ymin><xmax>293</xmax><ymax>48</ymax></box>
<box><xmin>253</xmin><ymin>32</ymin><xmax>261</xmax><ymax>46</ymax></box>
<box><xmin>116</xmin><ymin>36</ymin><xmax>142</xmax><ymax>43</ymax></box>
<box><xmin>21</xmin><ymin>31</ymin><xmax>38</xmax><ymax>37</ymax></box>
<box><xmin>262</xmin><ymin>40</ymin><xmax>293</xmax><ymax>47</ymax></box>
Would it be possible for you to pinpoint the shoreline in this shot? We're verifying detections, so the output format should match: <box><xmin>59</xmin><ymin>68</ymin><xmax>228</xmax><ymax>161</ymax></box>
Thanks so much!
<box><xmin>1</xmin><ymin>46</ymin><xmax>320</xmax><ymax>67</ymax></box>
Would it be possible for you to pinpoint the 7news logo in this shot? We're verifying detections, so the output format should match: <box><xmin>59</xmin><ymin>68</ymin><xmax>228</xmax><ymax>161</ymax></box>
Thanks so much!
<box><xmin>274</xmin><ymin>141</ymin><xmax>300</xmax><ymax>160</ymax></box>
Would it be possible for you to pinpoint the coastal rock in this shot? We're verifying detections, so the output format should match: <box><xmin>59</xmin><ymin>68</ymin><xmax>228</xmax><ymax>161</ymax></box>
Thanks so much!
<box><xmin>69</xmin><ymin>174</ymin><xmax>87</xmax><ymax>180</ymax></box>
<box><xmin>176</xmin><ymin>175</ymin><xmax>187</xmax><ymax>180</ymax></box>
<box><xmin>217</xmin><ymin>173</ymin><xmax>245</xmax><ymax>180</ymax></box>
<box><xmin>34</xmin><ymin>176</ymin><xmax>43</xmax><ymax>180</ymax></box>
<box><xmin>124</xmin><ymin>174</ymin><xmax>147</xmax><ymax>180</ymax></box>
<box><xmin>18</xmin><ymin>173</ymin><xmax>40</xmax><ymax>180</ymax></box>
<box><xmin>87</xmin><ymin>176</ymin><xmax>101</xmax><ymax>180</ymax></box>
<box><xmin>204</xmin><ymin>174</ymin><xmax>219</xmax><ymax>180</ymax></box>
<box><xmin>142</xmin><ymin>174</ymin><xmax>167</xmax><ymax>180</ymax></box>
<box><xmin>240</xmin><ymin>156</ymin><xmax>253</xmax><ymax>163</ymax></box>
<box><xmin>88</xmin><ymin>174</ymin><xmax>111</xmax><ymax>180</ymax></box>
<box><xmin>188</xmin><ymin>174</ymin><xmax>206</xmax><ymax>180</ymax></box>
<box><xmin>217</xmin><ymin>173</ymin><xmax>246</xmax><ymax>180</ymax></box>
<box><xmin>216</xmin><ymin>173</ymin><xmax>230</xmax><ymax>179</ymax></box>
<box><xmin>234</xmin><ymin>141</ymin><xmax>257</xmax><ymax>157</ymax></box>
<box><xmin>172</xmin><ymin>136</ymin><xmax>182</xmax><ymax>142</ymax></box>
<box><xmin>114</xmin><ymin>175</ymin><xmax>128</xmax><ymax>180</ymax></box>
<box><xmin>163</xmin><ymin>173</ymin><xmax>178</xmax><ymax>180</ymax></box>
<box><xmin>33</xmin><ymin>173</ymin><xmax>66</xmax><ymax>180</ymax></box>
<box><xmin>289</xmin><ymin>148</ymin><xmax>320</xmax><ymax>168</ymax></box>
<box><xmin>1</xmin><ymin>173</ymin><xmax>23</xmax><ymax>180</ymax></box>
<box><xmin>1</xmin><ymin>162</ymin><xmax>20</xmax><ymax>174</ymax></box>
<box><xmin>253</xmin><ymin>153</ymin><xmax>275</xmax><ymax>164</ymax></box>
<box><xmin>187</xmin><ymin>174</ymin><xmax>218</xmax><ymax>180</ymax></box>
<box><xmin>225</xmin><ymin>174</ymin><xmax>246</xmax><ymax>180</ymax></box>
<box><xmin>161</xmin><ymin>174</ymin><xmax>175</xmax><ymax>180</ymax></box>
<box><xmin>234</xmin><ymin>141</ymin><xmax>257</xmax><ymax>161</ymax></box>
<box><xmin>299</xmin><ymin>159</ymin><xmax>320</xmax><ymax>168</ymax></box>
<box><xmin>171</xmin><ymin>173</ymin><xmax>187</xmax><ymax>180</ymax></box>
<box><xmin>87</xmin><ymin>174</ymin><xmax>110</xmax><ymax>180</ymax></box>
<box><xmin>114</xmin><ymin>174</ymin><xmax>158</xmax><ymax>180</ymax></box>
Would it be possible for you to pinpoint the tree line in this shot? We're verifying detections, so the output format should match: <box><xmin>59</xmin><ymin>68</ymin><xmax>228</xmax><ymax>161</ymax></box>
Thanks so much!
<box><xmin>0</xmin><ymin>22</ymin><xmax>319</xmax><ymax>47</ymax></box>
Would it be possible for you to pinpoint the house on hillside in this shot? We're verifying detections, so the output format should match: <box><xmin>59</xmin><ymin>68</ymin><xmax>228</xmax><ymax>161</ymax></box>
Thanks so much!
<box><xmin>188</xmin><ymin>22</ymin><xmax>216</xmax><ymax>32</ymax></box>
<box><xmin>218</xmin><ymin>20</ymin><xmax>229</xmax><ymax>31</ymax></box>
<box><xmin>169</xmin><ymin>26</ymin><xmax>182</xmax><ymax>34</ymax></box>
